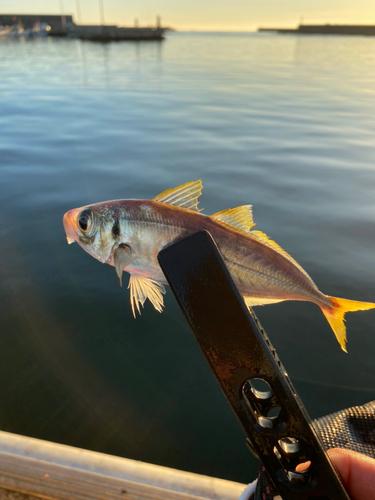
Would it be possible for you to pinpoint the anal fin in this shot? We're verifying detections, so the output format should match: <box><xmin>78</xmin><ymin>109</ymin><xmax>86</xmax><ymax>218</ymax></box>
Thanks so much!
<box><xmin>244</xmin><ymin>296</ymin><xmax>285</xmax><ymax>307</ymax></box>
<box><xmin>128</xmin><ymin>274</ymin><xmax>166</xmax><ymax>318</ymax></box>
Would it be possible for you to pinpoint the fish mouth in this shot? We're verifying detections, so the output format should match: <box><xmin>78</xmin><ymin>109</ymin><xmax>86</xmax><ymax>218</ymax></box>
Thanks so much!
<box><xmin>63</xmin><ymin>209</ymin><xmax>79</xmax><ymax>244</ymax></box>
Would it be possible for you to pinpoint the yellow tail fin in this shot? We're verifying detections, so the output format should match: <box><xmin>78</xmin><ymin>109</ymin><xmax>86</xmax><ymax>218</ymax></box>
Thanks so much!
<box><xmin>322</xmin><ymin>296</ymin><xmax>375</xmax><ymax>352</ymax></box>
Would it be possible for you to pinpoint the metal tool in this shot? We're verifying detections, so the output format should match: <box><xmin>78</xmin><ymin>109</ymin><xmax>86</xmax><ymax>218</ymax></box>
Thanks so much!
<box><xmin>158</xmin><ymin>230</ymin><xmax>351</xmax><ymax>500</ymax></box>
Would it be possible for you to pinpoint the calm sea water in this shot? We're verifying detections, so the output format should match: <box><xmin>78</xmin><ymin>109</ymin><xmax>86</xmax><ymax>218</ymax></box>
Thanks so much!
<box><xmin>1</xmin><ymin>32</ymin><xmax>375</xmax><ymax>483</ymax></box>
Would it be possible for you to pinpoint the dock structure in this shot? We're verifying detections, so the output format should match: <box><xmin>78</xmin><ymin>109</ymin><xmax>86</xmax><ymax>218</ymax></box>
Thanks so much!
<box><xmin>0</xmin><ymin>14</ymin><xmax>167</xmax><ymax>40</ymax></box>
<box><xmin>73</xmin><ymin>25</ymin><xmax>166</xmax><ymax>41</ymax></box>
<box><xmin>259</xmin><ymin>24</ymin><xmax>375</xmax><ymax>36</ymax></box>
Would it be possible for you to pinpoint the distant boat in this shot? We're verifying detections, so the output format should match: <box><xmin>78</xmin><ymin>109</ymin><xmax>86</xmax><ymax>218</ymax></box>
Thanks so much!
<box><xmin>32</xmin><ymin>21</ymin><xmax>51</xmax><ymax>37</ymax></box>
<box><xmin>0</xmin><ymin>22</ymin><xmax>51</xmax><ymax>38</ymax></box>
<box><xmin>3</xmin><ymin>23</ymin><xmax>26</xmax><ymax>37</ymax></box>
<box><xmin>0</xmin><ymin>26</ymin><xmax>12</xmax><ymax>36</ymax></box>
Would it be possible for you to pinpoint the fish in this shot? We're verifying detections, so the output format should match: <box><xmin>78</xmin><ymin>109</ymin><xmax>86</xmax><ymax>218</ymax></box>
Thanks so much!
<box><xmin>63</xmin><ymin>180</ymin><xmax>375</xmax><ymax>352</ymax></box>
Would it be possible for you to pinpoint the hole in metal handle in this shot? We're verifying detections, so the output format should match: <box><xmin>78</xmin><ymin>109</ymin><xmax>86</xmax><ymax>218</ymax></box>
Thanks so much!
<box><xmin>274</xmin><ymin>437</ymin><xmax>313</xmax><ymax>487</ymax></box>
<box><xmin>242</xmin><ymin>378</ymin><xmax>286</xmax><ymax>431</ymax></box>
<box><xmin>279</xmin><ymin>436</ymin><xmax>301</xmax><ymax>455</ymax></box>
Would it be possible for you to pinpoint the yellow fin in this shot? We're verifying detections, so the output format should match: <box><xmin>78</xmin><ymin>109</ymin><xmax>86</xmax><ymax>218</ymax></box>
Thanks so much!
<box><xmin>321</xmin><ymin>296</ymin><xmax>375</xmax><ymax>352</ymax></box>
<box><xmin>244</xmin><ymin>296</ymin><xmax>285</xmax><ymax>307</ymax></box>
<box><xmin>252</xmin><ymin>230</ymin><xmax>288</xmax><ymax>254</ymax></box>
<box><xmin>128</xmin><ymin>274</ymin><xmax>166</xmax><ymax>318</ymax></box>
<box><xmin>251</xmin><ymin>230</ymin><xmax>312</xmax><ymax>282</ymax></box>
<box><xmin>210</xmin><ymin>205</ymin><xmax>256</xmax><ymax>231</ymax></box>
<box><xmin>153</xmin><ymin>180</ymin><xmax>203</xmax><ymax>212</ymax></box>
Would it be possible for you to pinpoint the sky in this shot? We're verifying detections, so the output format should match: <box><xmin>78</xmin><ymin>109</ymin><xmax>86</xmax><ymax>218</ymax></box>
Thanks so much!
<box><xmin>2</xmin><ymin>0</ymin><xmax>375</xmax><ymax>31</ymax></box>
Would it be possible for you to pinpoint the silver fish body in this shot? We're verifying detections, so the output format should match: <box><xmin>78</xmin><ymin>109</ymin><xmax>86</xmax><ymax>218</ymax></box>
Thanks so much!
<box><xmin>63</xmin><ymin>180</ymin><xmax>375</xmax><ymax>351</ymax></box>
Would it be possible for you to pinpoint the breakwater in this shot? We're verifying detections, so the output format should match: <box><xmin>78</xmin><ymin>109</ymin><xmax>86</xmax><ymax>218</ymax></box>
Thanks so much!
<box><xmin>73</xmin><ymin>25</ymin><xmax>165</xmax><ymax>41</ymax></box>
<box><xmin>259</xmin><ymin>24</ymin><xmax>375</xmax><ymax>36</ymax></box>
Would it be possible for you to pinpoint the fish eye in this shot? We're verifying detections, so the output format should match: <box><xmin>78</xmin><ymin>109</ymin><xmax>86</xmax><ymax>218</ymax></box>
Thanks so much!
<box><xmin>78</xmin><ymin>209</ymin><xmax>93</xmax><ymax>234</ymax></box>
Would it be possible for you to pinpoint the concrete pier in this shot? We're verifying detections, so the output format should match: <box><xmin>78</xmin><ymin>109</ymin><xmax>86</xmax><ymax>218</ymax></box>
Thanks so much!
<box><xmin>0</xmin><ymin>14</ymin><xmax>167</xmax><ymax>40</ymax></box>
<box><xmin>258</xmin><ymin>24</ymin><xmax>375</xmax><ymax>36</ymax></box>
<box><xmin>73</xmin><ymin>25</ymin><xmax>166</xmax><ymax>41</ymax></box>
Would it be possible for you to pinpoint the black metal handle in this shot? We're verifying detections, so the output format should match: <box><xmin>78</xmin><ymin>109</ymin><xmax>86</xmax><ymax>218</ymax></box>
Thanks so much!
<box><xmin>158</xmin><ymin>230</ymin><xmax>351</xmax><ymax>500</ymax></box>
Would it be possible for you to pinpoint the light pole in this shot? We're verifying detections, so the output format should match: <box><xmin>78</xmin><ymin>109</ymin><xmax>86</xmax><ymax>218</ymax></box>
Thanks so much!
<box><xmin>59</xmin><ymin>0</ymin><xmax>67</xmax><ymax>31</ymax></box>
<box><xmin>98</xmin><ymin>0</ymin><xmax>105</xmax><ymax>26</ymax></box>
<box><xmin>75</xmin><ymin>0</ymin><xmax>82</xmax><ymax>25</ymax></box>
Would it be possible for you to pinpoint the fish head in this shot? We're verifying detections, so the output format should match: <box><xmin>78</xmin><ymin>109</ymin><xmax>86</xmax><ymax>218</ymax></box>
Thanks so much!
<box><xmin>63</xmin><ymin>203</ymin><xmax>117</xmax><ymax>264</ymax></box>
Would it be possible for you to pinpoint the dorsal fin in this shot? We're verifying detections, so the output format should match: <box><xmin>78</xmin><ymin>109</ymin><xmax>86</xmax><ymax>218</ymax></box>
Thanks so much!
<box><xmin>210</xmin><ymin>205</ymin><xmax>256</xmax><ymax>232</ymax></box>
<box><xmin>153</xmin><ymin>180</ymin><xmax>203</xmax><ymax>212</ymax></box>
<box><xmin>251</xmin><ymin>230</ymin><xmax>313</xmax><ymax>281</ymax></box>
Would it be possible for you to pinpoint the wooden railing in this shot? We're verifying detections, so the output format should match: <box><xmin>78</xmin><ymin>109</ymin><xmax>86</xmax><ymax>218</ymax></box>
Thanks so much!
<box><xmin>0</xmin><ymin>431</ymin><xmax>245</xmax><ymax>500</ymax></box>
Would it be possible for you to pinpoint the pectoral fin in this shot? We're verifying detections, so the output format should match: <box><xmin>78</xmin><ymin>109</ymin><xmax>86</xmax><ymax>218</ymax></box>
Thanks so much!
<box><xmin>128</xmin><ymin>274</ymin><xmax>166</xmax><ymax>318</ymax></box>
<box><xmin>114</xmin><ymin>244</ymin><xmax>133</xmax><ymax>287</ymax></box>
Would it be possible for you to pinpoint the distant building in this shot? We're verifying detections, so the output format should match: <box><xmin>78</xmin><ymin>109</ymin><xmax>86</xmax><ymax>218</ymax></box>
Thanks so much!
<box><xmin>0</xmin><ymin>14</ymin><xmax>74</xmax><ymax>34</ymax></box>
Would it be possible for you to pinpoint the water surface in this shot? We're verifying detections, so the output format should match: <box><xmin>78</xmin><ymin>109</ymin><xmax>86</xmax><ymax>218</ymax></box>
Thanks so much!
<box><xmin>1</xmin><ymin>32</ymin><xmax>375</xmax><ymax>482</ymax></box>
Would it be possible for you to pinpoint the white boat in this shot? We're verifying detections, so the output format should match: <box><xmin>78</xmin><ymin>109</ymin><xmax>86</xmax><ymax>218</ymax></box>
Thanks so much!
<box><xmin>4</xmin><ymin>24</ymin><xmax>26</xmax><ymax>37</ymax></box>
<box><xmin>32</xmin><ymin>21</ymin><xmax>51</xmax><ymax>36</ymax></box>
<box><xmin>0</xmin><ymin>22</ymin><xmax>51</xmax><ymax>39</ymax></box>
<box><xmin>0</xmin><ymin>25</ymin><xmax>13</xmax><ymax>36</ymax></box>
